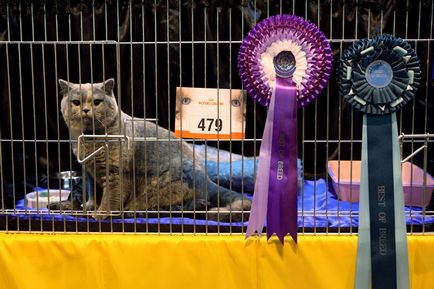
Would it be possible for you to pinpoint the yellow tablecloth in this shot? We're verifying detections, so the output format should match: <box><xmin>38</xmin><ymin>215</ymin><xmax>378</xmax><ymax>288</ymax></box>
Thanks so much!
<box><xmin>0</xmin><ymin>234</ymin><xmax>433</xmax><ymax>289</ymax></box>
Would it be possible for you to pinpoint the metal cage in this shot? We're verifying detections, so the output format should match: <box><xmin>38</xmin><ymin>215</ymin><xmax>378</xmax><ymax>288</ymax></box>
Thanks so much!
<box><xmin>0</xmin><ymin>0</ymin><xmax>432</xmax><ymax>235</ymax></box>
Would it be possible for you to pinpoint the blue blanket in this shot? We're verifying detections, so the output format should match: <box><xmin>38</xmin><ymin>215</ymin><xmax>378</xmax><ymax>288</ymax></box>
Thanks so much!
<box><xmin>12</xmin><ymin>145</ymin><xmax>433</xmax><ymax>228</ymax></box>
<box><xmin>192</xmin><ymin>144</ymin><xmax>302</xmax><ymax>192</ymax></box>
<box><xmin>15</xmin><ymin>173</ymin><xmax>432</xmax><ymax>229</ymax></box>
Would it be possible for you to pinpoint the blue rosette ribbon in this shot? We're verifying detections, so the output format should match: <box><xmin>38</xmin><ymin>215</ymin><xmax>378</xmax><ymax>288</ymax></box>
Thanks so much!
<box><xmin>339</xmin><ymin>34</ymin><xmax>420</xmax><ymax>289</ymax></box>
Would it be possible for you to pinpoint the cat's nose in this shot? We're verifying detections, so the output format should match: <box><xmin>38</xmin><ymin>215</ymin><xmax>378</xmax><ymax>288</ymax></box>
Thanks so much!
<box><xmin>83</xmin><ymin>108</ymin><xmax>90</xmax><ymax>114</ymax></box>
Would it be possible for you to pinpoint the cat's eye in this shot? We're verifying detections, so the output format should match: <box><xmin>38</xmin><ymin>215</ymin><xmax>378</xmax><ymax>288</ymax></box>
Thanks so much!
<box><xmin>72</xmin><ymin>100</ymin><xmax>80</xmax><ymax>106</ymax></box>
<box><xmin>93</xmin><ymin>99</ymin><xmax>103</xmax><ymax>106</ymax></box>
<box><xmin>181</xmin><ymin>97</ymin><xmax>191</xmax><ymax>105</ymax></box>
<box><xmin>231</xmin><ymin>99</ymin><xmax>241</xmax><ymax>107</ymax></box>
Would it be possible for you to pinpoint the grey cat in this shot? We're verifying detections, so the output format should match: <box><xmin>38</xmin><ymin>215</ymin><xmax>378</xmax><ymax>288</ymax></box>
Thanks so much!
<box><xmin>55</xmin><ymin>78</ymin><xmax>251</xmax><ymax>221</ymax></box>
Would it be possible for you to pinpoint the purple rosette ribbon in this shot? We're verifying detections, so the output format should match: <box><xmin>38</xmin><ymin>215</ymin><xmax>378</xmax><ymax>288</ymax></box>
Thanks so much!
<box><xmin>238</xmin><ymin>15</ymin><xmax>332</xmax><ymax>243</ymax></box>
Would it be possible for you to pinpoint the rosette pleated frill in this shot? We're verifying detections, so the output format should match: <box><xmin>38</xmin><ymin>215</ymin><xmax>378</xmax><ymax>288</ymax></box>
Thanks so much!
<box><xmin>339</xmin><ymin>34</ymin><xmax>420</xmax><ymax>114</ymax></box>
<box><xmin>338</xmin><ymin>34</ymin><xmax>420</xmax><ymax>289</ymax></box>
<box><xmin>238</xmin><ymin>15</ymin><xmax>332</xmax><ymax>243</ymax></box>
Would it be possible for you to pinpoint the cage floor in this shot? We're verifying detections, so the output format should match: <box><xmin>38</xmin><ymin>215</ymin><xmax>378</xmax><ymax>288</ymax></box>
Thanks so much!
<box><xmin>2</xmin><ymin>178</ymin><xmax>433</xmax><ymax>233</ymax></box>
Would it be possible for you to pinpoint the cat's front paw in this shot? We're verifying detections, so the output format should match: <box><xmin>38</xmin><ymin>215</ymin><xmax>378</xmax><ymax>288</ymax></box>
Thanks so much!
<box><xmin>84</xmin><ymin>199</ymin><xmax>97</xmax><ymax>211</ymax></box>
<box><xmin>47</xmin><ymin>200</ymin><xmax>81</xmax><ymax>211</ymax></box>
<box><xmin>92</xmin><ymin>211</ymin><xmax>109</xmax><ymax>221</ymax></box>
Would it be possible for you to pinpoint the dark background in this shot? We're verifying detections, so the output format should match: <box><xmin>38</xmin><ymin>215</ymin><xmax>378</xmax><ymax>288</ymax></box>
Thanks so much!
<box><xmin>0</xmin><ymin>0</ymin><xmax>432</xmax><ymax>208</ymax></box>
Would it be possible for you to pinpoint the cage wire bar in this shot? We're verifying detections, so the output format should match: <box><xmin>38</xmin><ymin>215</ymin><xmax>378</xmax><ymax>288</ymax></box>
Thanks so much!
<box><xmin>0</xmin><ymin>0</ymin><xmax>432</xmax><ymax>235</ymax></box>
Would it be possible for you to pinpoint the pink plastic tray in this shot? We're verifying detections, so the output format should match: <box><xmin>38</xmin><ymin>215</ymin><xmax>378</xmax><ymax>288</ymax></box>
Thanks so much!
<box><xmin>327</xmin><ymin>160</ymin><xmax>434</xmax><ymax>208</ymax></box>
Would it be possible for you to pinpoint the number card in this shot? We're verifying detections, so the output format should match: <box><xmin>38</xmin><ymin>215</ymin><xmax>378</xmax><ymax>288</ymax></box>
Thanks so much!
<box><xmin>174</xmin><ymin>87</ymin><xmax>246</xmax><ymax>140</ymax></box>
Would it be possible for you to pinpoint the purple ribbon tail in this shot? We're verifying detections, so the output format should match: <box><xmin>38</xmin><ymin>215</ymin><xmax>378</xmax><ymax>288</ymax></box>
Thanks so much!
<box><xmin>266</xmin><ymin>77</ymin><xmax>298</xmax><ymax>243</ymax></box>
<box><xmin>245</xmin><ymin>89</ymin><xmax>275</xmax><ymax>238</ymax></box>
<box><xmin>246</xmin><ymin>76</ymin><xmax>298</xmax><ymax>243</ymax></box>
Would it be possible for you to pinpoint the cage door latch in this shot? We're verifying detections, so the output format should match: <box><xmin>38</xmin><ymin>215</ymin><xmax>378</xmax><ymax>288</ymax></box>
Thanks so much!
<box><xmin>76</xmin><ymin>134</ymin><xmax>131</xmax><ymax>164</ymax></box>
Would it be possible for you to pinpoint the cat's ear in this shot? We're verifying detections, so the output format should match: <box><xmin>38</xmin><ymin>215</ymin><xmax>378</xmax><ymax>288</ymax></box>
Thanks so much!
<box><xmin>102</xmin><ymin>78</ymin><xmax>115</xmax><ymax>96</ymax></box>
<box><xmin>58</xmin><ymin>79</ymin><xmax>73</xmax><ymax>95</ymax></box>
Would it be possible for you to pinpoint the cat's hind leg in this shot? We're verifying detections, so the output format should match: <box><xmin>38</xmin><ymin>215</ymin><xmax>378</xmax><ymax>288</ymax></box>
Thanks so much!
<box><xmin>206</xmin><ymin>182</ymin><xmax>252</xmax><ymax>223</ymax></box>
<box><xmin>183</xmin><ymin>162</ymin><xmax>252</xmax><ymax>222</ymax></box>
<box><xmin>126</xmin><ymin>176</ymin><xmax>195</xmax><ymax>212</ymax></box>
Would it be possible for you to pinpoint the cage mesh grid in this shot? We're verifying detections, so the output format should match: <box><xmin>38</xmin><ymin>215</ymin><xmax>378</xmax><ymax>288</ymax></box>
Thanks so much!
<box><xmin>0</xmin><ymin>0</ymin><xmax>432</xmax><ymax>235</ymax></box>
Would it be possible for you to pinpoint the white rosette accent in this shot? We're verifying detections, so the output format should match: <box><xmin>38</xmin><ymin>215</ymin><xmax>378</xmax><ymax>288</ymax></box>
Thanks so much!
<box><xmin>260</xmin><ymin>39</ymin><xmax>308</xmax><ymax>90</ymax></box>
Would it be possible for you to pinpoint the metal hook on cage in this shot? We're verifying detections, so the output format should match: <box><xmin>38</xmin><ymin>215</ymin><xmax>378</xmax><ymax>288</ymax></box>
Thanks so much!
<box><xmin>398</xmin><ymin>133</ymin><xmax>432</xmax><ymax>163</ymax></box>
<box><xmin>76</xmin><ymin>134</ymin><xmax>131</xmax><ymax>164</ymax></box>
<box><xmin>76</xmin><ymin>135</ymin><xmax>108</xmax><ymax>164</ymax></box>
<box><xmin>123</xmin><ymin>117</ymin><xmax>158</xmax><ymax>137</ymax></box>
<box><xmin>123</xmin><ymin>117</ymin><xmax>158</xmax><ymax>125</ymax></box>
